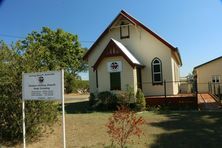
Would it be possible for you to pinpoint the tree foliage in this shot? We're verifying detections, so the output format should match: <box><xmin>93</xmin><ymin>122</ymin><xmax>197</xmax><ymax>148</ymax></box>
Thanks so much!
<box><xmin>65</xmin><ymin>72</ymin><xmax>89</xmax><ymax>93</ymax></box>
<box><xmin>18</xmin><ymin>27</ymin><xmax>87</xmax><ymax>73</ymax></box>
<box><xmin>0</xmin><ymin>27</ymin><xmax>87</xmax><ymax>144</ymax></box>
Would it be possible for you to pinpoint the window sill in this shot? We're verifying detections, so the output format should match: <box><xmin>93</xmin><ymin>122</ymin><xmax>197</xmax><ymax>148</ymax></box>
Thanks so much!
<box><xmin>152</xmin><ymin>82</ymin><xmax>163</xmax><ymax>85</ymax></box>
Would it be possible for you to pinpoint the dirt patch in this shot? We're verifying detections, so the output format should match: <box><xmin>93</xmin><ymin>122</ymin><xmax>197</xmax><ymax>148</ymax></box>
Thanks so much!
<box><xmin>64</xmin><ymin>94</ymin><xmax>89</xmax><ymax>103</ymax></box>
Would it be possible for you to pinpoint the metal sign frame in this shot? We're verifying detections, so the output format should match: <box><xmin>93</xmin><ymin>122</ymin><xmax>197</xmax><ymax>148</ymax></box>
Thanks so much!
<box><xmin>22</xmin><ymin>70</ymin><xmax>66</xmax><ymax>148</ymax></box>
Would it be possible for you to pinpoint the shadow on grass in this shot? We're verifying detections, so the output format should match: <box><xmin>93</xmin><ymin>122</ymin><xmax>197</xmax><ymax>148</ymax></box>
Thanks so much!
<box><xmin>64</xmin><ymin>101</ymin><xmax>92</xmax><ymax>114</ymax></box>
<box><xmin>63</xmin><ymin>101</ymin><xmax>114</xmax><ymax>114</ymax></box>
<box><xmin>149</xmin><ymin>111</ymin><xmax>222</xmax><ymax>148</ymax></box>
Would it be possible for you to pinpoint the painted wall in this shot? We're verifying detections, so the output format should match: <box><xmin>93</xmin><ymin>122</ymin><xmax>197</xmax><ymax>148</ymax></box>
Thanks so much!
<box><xmin>87</xmin><ymin>17</ymin><xmax>180</xmax><ymax>96</ymax></box>
<box><xmin>171</xmin><ymin>57</ymin><xmax>180</xmax><ymax>94</ymax></box>
<box><xmin>97</xmin><ymin>56</ymin><xmax>136</xmax><ymax>92</ymax></box>
<box><xmin>195</xmin><ymin>58</ymin><xmax>222</xmax><ymax>92</ymax></box>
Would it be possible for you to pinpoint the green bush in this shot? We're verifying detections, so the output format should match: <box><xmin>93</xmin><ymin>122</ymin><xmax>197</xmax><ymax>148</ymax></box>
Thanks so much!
<box><xmin>89</xmin><ymin>93</ymin><xmax>96</xmax><ymax>106</ymax></box>
<box><xmin>135</xmin><ymin>89</ymin><xmax>146</xmax><ymax>111</ymax></box>
<box><xmin>90</xmin><ymin>88</ymin><xmax>145</xmax><ymax>111</ymax></box>
<box><xmin>125</xmin><ymin>85</ymin><xmax>135</xmax><ymax>103</ymax></box>
<box><xmin>0</xmin><ymin>72</ymin><xmax>59</xmax><ymax>143</ymax></box>
<box><xmin>95</xmin><ymin>91</ymin><xmax>118</xmax><ymax>111</ymax></box>
<box><xmin>116</xmin><ymin>93</ymin><xmax>129</xmax><ymax>106</ymax></box>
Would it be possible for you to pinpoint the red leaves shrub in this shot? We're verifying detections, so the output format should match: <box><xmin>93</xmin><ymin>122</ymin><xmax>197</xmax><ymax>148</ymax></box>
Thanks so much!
<box><xmin>106</xmin><ymin>105</ymin><xmax>145</xmax><ymax>147</ymax></box>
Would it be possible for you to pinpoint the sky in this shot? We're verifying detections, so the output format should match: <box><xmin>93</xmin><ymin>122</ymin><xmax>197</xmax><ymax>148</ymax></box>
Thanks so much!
<box><xmin>0</xmin><ymin>0</ymin><xmax>222</xmax><ymax>80</ymax></box>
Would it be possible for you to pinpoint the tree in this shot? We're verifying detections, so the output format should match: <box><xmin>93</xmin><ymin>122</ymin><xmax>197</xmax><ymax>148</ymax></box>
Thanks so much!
<box><xmin>136</xmin><ymin>88</ymin><xmax>146</xmax><ymax>111</ymax></box>
<box><xmin>0</xmin><ymin>27</ymin><xmax>87</xmax><ymax>144</ymax></box>
<box><xmin>18</xmin><ymin>27</ymin><xmax>87</xmax><ymax>74</ymax></box>
<box><xmin>18</xmin><ymin>27</ymin><xmax>87</xmax><ymax>93</ymax></box>
<box><xmin>186</xmin><ymin>73</ymin><xmax>194</xmax><ymax>82</ymax></box>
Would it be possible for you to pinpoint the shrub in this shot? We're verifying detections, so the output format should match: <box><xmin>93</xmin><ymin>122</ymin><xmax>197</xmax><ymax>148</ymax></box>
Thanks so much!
<box><xmin>116</xmin><ymin>92</ymin><xmax>129</xmax><ymax>106</ymax></box>
<box><xmin>135</xmin><ymin>89</ymin><xmax>146</xmax><ymax>111</ymax></box>
<box><xmin>115</xmin><ymin>85</ymin><xmax>136</xmax><ymax>107</ymax></box>
<box><xmin>125</xmin><ymin>85</ymin><xmax>136</xmax><ymax>103</ymax></box>
<box><xmin>89</xmin><ymin>93</ymin><xmax>96</xmax><ymax>106</ymax></box>
<box><xmin>97</xmin><ymin>91</ymin><xmax>117</xmax><ymax>110</ymax></box>
<box><xmin>106</xmin><ymin>105</ymin><xmax>145</xmax><ymax>148</ymax></box>
<box><xmin>0</xmin><ymin>35</ymin><xmax>75</xmax><ymax>144</ymax></box>
<box><xmin>0</xmin><ymin>74</ymin><xmax>59</xmax><ymax>144</ymax></box>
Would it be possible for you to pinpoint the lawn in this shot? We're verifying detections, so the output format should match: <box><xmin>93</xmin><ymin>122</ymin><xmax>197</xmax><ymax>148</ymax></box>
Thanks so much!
<box><xmin>12</xmin><ymin>99</ymin><xmax>222</xmax><ymax>148</ymax></box>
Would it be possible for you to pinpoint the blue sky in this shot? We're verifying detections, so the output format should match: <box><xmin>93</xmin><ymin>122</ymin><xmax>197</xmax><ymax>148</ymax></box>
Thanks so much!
<box><xmin>0</xmin><ymin>0</ymin><xmax>222</xmax><ymax>80</ymax></box>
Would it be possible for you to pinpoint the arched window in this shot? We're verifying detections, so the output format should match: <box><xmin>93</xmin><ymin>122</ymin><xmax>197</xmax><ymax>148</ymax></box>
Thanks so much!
<box><xmin>152</xmin><ymin>58</ymin><xmax>163</xmax><ymax>85</ymax></box>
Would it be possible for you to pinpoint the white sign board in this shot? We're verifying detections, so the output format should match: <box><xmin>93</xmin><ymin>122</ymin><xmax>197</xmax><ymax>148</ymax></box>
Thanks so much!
<box><xmin>22</xmin><ymin>71</ymin><xmax>63</xmax><ymax>100</ymax></box>
<box><xmin>107</xmin><ymin>61</ymin><xmax>122</xmax><ymax>72</ymax></box>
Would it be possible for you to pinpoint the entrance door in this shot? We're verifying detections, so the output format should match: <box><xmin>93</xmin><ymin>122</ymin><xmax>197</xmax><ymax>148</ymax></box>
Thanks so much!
<box><xmin>110</xmin><ymin>72</ymin><xmax>121</xmax><ymax>90</ymax></box>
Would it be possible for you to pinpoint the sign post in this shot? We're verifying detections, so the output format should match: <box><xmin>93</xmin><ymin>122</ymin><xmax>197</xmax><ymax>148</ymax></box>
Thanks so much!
<box><xmin>22</xmin><ymin>72</ymin><xmax>26</xmax><ymax>148</ymax></box>
<box><xmin>61</xmin><ymin>70</ymin><xmax>66</xmax><ymax>148</ymax></box>
<box><xmin>22</xmin><ymin>70</ymin><xmax>66</xmax><ymax>148</ymax></box>
<box><xmin>22</xmin><ymin>98</ymin><xmax>26</xmax><ymax>148</ymax></box>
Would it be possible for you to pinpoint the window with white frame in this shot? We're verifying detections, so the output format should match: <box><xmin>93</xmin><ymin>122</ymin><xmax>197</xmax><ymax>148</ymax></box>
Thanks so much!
<box><xmin>152</xmin><ymin>58</ymin><xmax>163</xmax><ymax>85</ymax></box>
<box><xmin>212</xmin><ymin>75</ymin><xmax>221</xmax><ymax>83</ymax></box>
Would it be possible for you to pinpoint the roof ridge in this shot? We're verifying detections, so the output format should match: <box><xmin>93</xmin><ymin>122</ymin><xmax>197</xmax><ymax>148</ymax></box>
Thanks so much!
<box><xmin>83</xmin><ymin>10</ymin><xmax>182</xmax><ymax>66</ymax></box>
<box><xmin>194</xmin><ymin>56</ymin><xmax>222</xmax><ymax>69</ymax></box>
<box><xmin>111</xmin><ymin>38</ymin><xmax>141</xmax><ymax>65</ymax></box>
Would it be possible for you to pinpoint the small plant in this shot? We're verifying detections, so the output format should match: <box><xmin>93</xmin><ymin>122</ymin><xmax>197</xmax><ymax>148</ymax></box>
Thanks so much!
<box><xmin>116</xmin><ymin>92</ymin><xmax>129</xmax><ymax>106</ymax></box>
<box><xmin>135</xmin><ymin>88</ymin><xmax>146</xmax><ymax>111</ymax></box>
<box><xmin>125</xmin><ymin>85</ymin><xmax>135</xmax><ymax>103</ymax></box>
<box><xmin>115</xmin><ymin>85</ymin><xmax>136</xmax><ymax>106</ymax></box>
<box><xmin>106</xmin><ymin>105</ymin><xmax>145</xmax><ymax>148</ymax></box>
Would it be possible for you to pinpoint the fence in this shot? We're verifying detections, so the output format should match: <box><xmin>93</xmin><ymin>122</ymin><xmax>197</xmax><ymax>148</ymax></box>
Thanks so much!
<box><xmin>208</xmin><ymin>82</ymin><xmax>222</xmax><ymax>101</ymax></box>
<box><xmin>143</xmin><ymin>80</ymin><xmax>198</xmax><ymax>109</ymax></box>
<box><xmin>141</xmin><ymin>80</ymin><xmax>197</xmax><ymax>97</ymax></box>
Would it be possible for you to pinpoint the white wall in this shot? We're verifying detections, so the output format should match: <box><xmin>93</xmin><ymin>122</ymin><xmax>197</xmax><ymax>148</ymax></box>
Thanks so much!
<box><xmin>87</xmin><ymin>17</ymin><xmax>180</xmax><ymax>96</ymax></box>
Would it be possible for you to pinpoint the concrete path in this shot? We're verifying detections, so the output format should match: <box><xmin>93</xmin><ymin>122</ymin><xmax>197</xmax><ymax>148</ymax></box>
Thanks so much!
<box><xmin>198</xmin><ymin>93</ymin><xmax>222</xmax><ymax>110</ymax></box>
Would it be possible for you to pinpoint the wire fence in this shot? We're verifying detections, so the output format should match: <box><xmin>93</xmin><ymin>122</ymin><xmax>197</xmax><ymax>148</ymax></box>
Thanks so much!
<box><xmin>143</xmin><ymin>80</ymin><xmax>198</xmax><ymax>109</ymax></box>
<box><xmin>141</xmin><ymin>80</ymin><xmax>197</xmax><ymax>97</ymax></box>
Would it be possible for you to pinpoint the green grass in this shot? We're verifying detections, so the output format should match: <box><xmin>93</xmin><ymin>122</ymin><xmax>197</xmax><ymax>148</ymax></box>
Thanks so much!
<box><xmin>10</xmin><ymin>100</ymin><xmax>222</xmax><ymax>148</ymax></box>
<box><xmin>31</xmin><ymin>110</ymin><xmax>222</xmax><ymax>148</ymax></box>
<box><xmin>142</xmin><ymin>111</ymin><xmax>222</xmax><ymax>148</ymax></box>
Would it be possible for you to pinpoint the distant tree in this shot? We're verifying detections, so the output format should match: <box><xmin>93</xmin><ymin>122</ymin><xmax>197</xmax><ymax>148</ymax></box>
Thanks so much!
<box><xmin>186</xmin><ymin>73</ymin><xmax>194</xmax><ymax>82</ymax></box>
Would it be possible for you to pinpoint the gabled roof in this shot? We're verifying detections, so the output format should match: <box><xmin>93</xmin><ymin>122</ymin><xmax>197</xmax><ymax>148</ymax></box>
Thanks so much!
<box><xmin>83</xmin><ymin>10</ymin><xmax>182</xmax><ymax>66</ymax></box>
<box><xmin>194</xmin><ymin>56</ymin><xmax>222</xmax><ymax>69</ymax></box>
<box><xmin>112</xmin><ymin>39</ymin><xmax>141</xmax><ymax>65</ymax></box>
<box><xmin>93</xmin><ymin>39</ymin><xmax>143</xmax><ymax>70</ymax></box>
